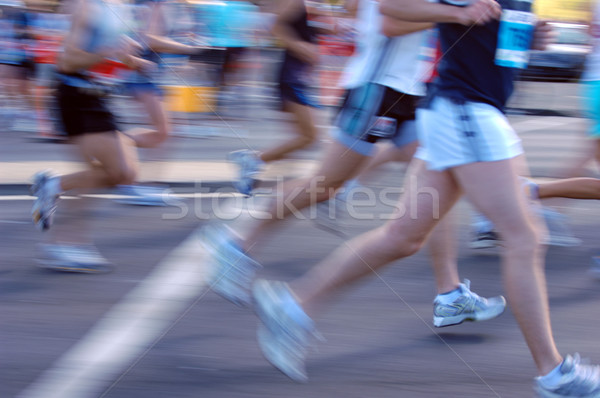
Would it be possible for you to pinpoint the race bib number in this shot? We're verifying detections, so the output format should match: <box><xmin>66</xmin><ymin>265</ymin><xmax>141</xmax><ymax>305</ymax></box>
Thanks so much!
<box><xmin>368</xmin><ymin>117</ymin><xmax>397</xmax><ymax>138</ymax></box>
<box><xmin>495</xmin><ymin>10</ymin><xmax>536</xmax><ymax>69</ymax></box>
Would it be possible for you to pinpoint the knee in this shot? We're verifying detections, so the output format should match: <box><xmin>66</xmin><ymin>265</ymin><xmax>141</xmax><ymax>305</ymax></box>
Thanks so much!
<box><xmin>105</xmin><ymin>166</ymin><xmax>137</xmax><ymax>187</ymax></box>
<box><xmin>502</xmin><ymin>224</ymin><xmax>544</xmax><ymax>256</ymax></box>
<box><xmin>379</xmin><ymin>221</ymin><xmax>427</xmax><ymax>258</ymax></box>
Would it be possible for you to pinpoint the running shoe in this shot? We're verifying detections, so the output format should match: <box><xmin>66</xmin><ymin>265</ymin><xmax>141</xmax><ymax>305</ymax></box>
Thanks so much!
<box><xmin>31</xmin><ymin>171</ymin><xmax>59</xmax><ymax>231</ymax></box>
<box><xmin>36</xmin><ymin>243</ymin><xmax>112</xmax><ymax>273</ymax></box>
<box><xmin>469</xmin><ymin>231</ymin><xmax>501</xmax><ymax>249</ymax></box>
<box><xmin>115</xmin><ymin>185</ymin><xmax>174</xmax><ymax>206</ymax></box>
<box><xmin>228</xmin><ymin>150</ymin><xmax>263</xmax><ymax>197</ymax></box>
<box><xmin>253</xmin><ymin>279</ymin><xmax>323</xmax><ymax>382</ymax></box>
<box><xmin>535</xmin><ymin>354</ymin><xmax>600</xmax><ymax>397</ymax></box>
<box><xmin>433</xmin><ymin>279</ymin><xmax>506</xmax><ymax>328</ymax></box>
<box><xmin>539</xmin><ymin>207</ymin><xmax>581</xmax><ymax>247</ymax></box>
<box><xmin>590</xmin><ymin>256</ymin><xmax>600</xmax><ymax>280</ymax></box>
<box><xmin>201</xmin><ymin>224</ymin><xmax>262</xmax><ymax>307</ymax></box>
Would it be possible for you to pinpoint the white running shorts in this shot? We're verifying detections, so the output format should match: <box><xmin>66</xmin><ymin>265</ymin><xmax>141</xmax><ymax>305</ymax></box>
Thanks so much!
<box><xmin>415</xmin><ymin>96</ymin><xmax>523</xmax><ymax>171</ymax></box>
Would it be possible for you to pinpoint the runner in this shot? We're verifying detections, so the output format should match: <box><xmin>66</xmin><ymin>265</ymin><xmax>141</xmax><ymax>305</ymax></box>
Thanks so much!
<box><xmin>228</xmin><ymin>0</ymin><xmax>321</xmax><ymax>196</ymax></box>
<box><xmin>116</xmin><ymin>0</ymin><xmax>206</xmax><ymax>206</ymax></box>
<box><xmin>203</xmin><ymin>0</ymin><xmax>506</xmax><ymax>331</ymax></box>
<box><xmin>247</xmin><ymin>0</ymin><xmax>600</xmax><ymax>396</ymax></box>
<box><xmin>30</xmin><ymin>0</ymin><xmax>154</xmax><ymax>272</ymax></box>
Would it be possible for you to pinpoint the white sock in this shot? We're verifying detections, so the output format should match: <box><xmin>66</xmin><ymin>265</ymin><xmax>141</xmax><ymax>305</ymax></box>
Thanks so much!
<box><xmin>538</xmin><ymin>360</ymin><xmax>565</xmax><ymax>388</ymax></box>
<box><xmin>48</xmin><ymin>176</ymin><xmax>63</xmax><ymax>197</ymax></box>
<box><xmin>435</xmin><ymin>285</ymin><xmax>463</xmax><ymax>304</ymax></box>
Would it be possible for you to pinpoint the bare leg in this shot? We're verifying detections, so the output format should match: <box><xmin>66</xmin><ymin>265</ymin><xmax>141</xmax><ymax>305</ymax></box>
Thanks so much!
<box><xmin>124</xmin><ymin>90</ymin><xmax>170</xmax><ymax>149</ymax></box>
<box><xmin>356</xmin><ymin>141</ymin><xmax>418</xmax><ymax>186</ymax></box>
<box><xmin>242</xmin><ymin>141</ymin><xmax>369</xmax><ymax>251</ymax></box>
<box><xmin>537</xmin><ymin>177</ymin><xmax>600</xmax><ymax>199</ymax></box>
<box><xmin>259</xmin><ymin>101</ymin><xmax>318</xmax><ymax>163</ymax></box>
<box><xmin>453</xmin><ymin>158</ymin><xmax>562</xmax><ymax>375</ymax></box>
<box><xmin>427</xmin><ymin>211</ymin><xmax>461</xmax><ymax>294</ymax></box>
<box><xmin>289</xmin><ymin>159</ymin><xmax>461</xmax><ymax>314</ymax></box>
<box><xmin>59</xmin><ymin>132</ymin><xmax>138</xmax><ymax>191</ymax></box>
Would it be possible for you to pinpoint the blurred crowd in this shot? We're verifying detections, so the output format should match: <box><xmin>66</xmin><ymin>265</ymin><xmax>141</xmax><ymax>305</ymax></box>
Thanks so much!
<box><xmin>0</xmin><ymin>0</ymin><xmax>356</xmax><ymax>137</ymax></box>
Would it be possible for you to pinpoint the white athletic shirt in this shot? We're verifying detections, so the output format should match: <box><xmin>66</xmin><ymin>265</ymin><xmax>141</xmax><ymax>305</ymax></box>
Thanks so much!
<box><xmin>339</xmin><ymin>0</ymin><xmax>428</xmax><ymax>96</ymax></box>
<box><xmin>583</xmin><ymin>0</ymin><xmax>600</xmax><ymax>81</ymax></box>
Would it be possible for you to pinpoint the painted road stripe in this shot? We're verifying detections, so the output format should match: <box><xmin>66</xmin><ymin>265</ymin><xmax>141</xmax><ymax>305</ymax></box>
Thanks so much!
<box><xmin>0</xmin><ymin>192</ymin><xmax>249</xmax><ymax>201</ymax></box>
<box><xmin>17</xmin><ymin>229</ymin><xmax>211</xmax><ymax>398</ymax></box>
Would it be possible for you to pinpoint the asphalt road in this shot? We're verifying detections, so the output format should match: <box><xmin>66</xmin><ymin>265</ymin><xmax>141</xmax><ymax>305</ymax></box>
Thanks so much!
<box><xmin>1</xmin><ymin>81</ymin><xmax>600</xmax><ymax>398</ymax></box>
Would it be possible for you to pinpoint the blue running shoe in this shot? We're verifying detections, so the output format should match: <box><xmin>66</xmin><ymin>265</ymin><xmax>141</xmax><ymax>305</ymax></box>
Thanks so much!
<box><xmin>36</xmin><ymin>243</ymin><xmax>112</xmax><ymax>273</ymax></box>
<box><xmin>201</xmin><ymin>224</ymin><xmax>262</xmax><ymax>307</ymax></box>
<box><xmin>535</xmin><ymin>354</ymin><xmax>600</xmax><ymax>397</ymax></box>
<box><xmin>228</xmin><ymin>150</ymin><xmax>263</xmax><ymax>196</ymax></box>
<box><xmin>433</xmin><ymin>279</ymin><xmax>506</xmax><ymax>327</ymax></box>
<box><xmin>31</xmin><ymin>171</ymin><xmax>59</xmax><ymax>231</ymax></box>
<box><xmin>253</xmin><ymin>279</ymin><xmax>323</xmax><ymax>382</ymax></box>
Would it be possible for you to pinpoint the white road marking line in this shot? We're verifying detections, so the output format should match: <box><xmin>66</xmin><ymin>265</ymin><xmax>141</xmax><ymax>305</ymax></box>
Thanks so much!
<box><xmin>0</xmin><ymin>192</ymin><xmax>248</xmax><ymax>201</ymax></box>
<box><xmin>17</xmin><ymin>229</ymin><xmax>211</xmax><ymax>398</ymax></box>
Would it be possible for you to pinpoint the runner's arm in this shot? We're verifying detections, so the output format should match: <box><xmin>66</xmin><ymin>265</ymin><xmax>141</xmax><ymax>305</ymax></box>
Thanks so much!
<box><xmin>382</xmin><ymin>16</ymin><xmax>433</xmax><ymax>37</ymax></box>
<box><xmin>379</xmin><ymin>0</ymin><xmax>501</xmax><ymax>26</ymax></box>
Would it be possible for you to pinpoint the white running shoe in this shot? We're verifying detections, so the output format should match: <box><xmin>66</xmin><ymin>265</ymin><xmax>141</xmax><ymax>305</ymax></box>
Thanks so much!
<box><xmin>228</xmin><ymin>150</ymin><xmax>263</xmax><ymax>196</ymax></box>
<box><xmin>31</xmin><ymin>171</ymin><xmax>59</xmax><ymax>231</ymax></box>
<box><xmin>539</xmin><ymin>207</ymin><xmax>581</xmax><ymax>247</ymax></box>
<box><xmin>253</xmin><ymin>279</ymin><xmax>323</xmax><ymax>382</ymax></box>
<box><xmin>535</xmin><ymin>354</ymin><xmax>600</xmax><ymax>397</ymax></box>
<box><xmin>201</xmin><ymin>224</ymin><xmax>262</xmax><ymax>307</ymax></box>
<box><xmin>433</xmin><ymin>279</ymin><xmax>506</xmax><ymax>327</ymax></box>
<box><xmin>36</xmin><ymin>243</ymin><xmax>112</xmax><ymax>273</ymax></box>
<box><xmin>469</xmin><ymin>231</ymin><xmax>501</xmax><ymax>250</ymax></box>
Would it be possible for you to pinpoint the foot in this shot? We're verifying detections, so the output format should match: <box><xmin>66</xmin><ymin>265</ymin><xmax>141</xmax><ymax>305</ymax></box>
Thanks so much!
<box><xmin>201</xmin><ymin>224</ymin><xmax>262</xmax><ymax>307</ymax></box>
<box><xmin>228</xmin><ymin>150</ymin><xmax>263</xmax><ymax>196</ymax></box>
<box><xmin>31</xmin><ymin>171</ymin><xmax>60</xmax><ymax>231</ymax></box>
<box><xmin>538</xmin><ymin>207</ymin><xmax>581</xmax><ymax>247</ymax></box>
<box><xmin>469</xmin><ymin>231</ymin><xmax>501</xmax><ymax>249</ymax></box>
<box><xmin>433</xmin><ymin>279</ymin><xmax>506</xmax><ymax>328</ymax></box>
<box><xmin>253</xmin><ymin>279</ymin><xmax>323</xmax><ymax>382</ymax></box>
<box><xmin>535</xmin><ymin>354</ymin><xmax>600</xmax><ymax>397</ymax></box>
<box><xmin>116</xmin><ymin>185</ymin><xmax>174</xmax><ymax>206</ymax></box>
<box><xmin>36</xmin><ymin>243</ymin><xmax>113</xmax><ymax>273</ymax></box>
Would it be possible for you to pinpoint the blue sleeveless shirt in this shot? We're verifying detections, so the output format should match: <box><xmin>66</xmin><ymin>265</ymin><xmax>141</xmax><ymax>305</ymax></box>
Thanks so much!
<box><xmin>428</xmin><ymin>0</ymin><xmax>535</xmax><ymax>111</ymax></box>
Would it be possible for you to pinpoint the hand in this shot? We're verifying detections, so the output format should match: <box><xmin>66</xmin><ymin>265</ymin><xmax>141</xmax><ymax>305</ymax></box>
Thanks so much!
<box><xmin>456</xmin><ymin>0</ymin><xmax>502</xmax><ymax>26</ymax></box>
<box><xmin>531</xmin><ymin>20</ymin><xmax>556</xmax><ymax>50</ymax></box>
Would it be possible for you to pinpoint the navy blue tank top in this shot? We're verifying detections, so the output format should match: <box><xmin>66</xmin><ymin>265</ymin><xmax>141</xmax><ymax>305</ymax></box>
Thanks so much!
<box><xmin>279</xmin><ymin>4</ymin><xmax>316</xmax><ymax>85</ymax></box>
<box><xmin>429</xmin><ymin>0</ymin><xmax>534</xmax><ymax>111</ymax></box>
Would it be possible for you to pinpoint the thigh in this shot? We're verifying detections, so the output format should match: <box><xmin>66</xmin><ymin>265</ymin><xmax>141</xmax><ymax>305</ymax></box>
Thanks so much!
<box><xmin>452</xmin><ymin>158</ymin><xmax>539</xmax><ymax>239</ymax></box>
<box><xmin>314</xmin><ymin>140</ymin><xmax>370</xmax><ymax>187</ymax></box>
<box><xmin>286</xmin><ymin>100</ymin><xmax>318</xmax><ymax>137</ymax></box>
<box><xmin>386</xmin><ymin>158</ymin><xmax>462</xmax><ymax>242</ymax></box>
<box><xmin>74</xmin><ymin>132</ymin><xmax>137</xmax><ymax>176</ymax></box>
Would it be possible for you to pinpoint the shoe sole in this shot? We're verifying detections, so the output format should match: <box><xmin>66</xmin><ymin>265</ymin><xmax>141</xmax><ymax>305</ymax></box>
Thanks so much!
<box><xmin>36</xmin><ymin>259</ymin><xmax>113</xmax><ymax>274</ymax></box>
<box><xmin>433</xmin><ymin>303</ymin><xmax>506</xmax><ymax>328</ymax></box>
<box><xmin>468</xmin><ymin>240</ymin><xmax>500</xmax><ymax>250</ymax></box>
<box><xmin>257</xmin><ymin>324</ymin><xmax>308</xmax><ymax>383</ymax></box>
